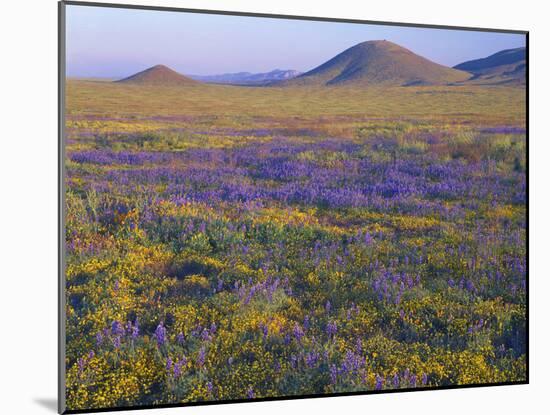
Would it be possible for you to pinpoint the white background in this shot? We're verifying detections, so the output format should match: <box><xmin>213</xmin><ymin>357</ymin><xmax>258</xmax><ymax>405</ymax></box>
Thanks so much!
<box><xmin>0</xmin><ymin>0</ymin><xmax>546</xmax><ymax>413</ymax></box>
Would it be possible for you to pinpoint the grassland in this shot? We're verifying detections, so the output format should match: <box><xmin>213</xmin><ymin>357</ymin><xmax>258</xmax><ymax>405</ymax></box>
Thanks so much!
<box><xmin>64</xmin><ymin>80</ymin><xmax>526</xmax><ymax>410</ymax></box>
<box><xmin>67</xmin><ymin>80</ymin><xmax>525</xmax><ymax>118</ymax></box>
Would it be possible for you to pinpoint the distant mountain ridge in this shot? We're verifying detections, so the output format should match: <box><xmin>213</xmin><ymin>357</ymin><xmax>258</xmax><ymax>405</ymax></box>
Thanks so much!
<box><xmin>453</xmin><ymin>47</ymin><xmax>526</xmax><ymax>84</ymax></box>
<box><xmin>277</xmin><ymin>40</ymin><xmax>470</xmax><ymax>87</ymax></box>
<box><xmin>189</xmin><ymin>69</ymin><xmax>302</xmax><ymax>85</ymax></box>
<box><xmin>116</xmin><ymin>64</ymin><xmax>198</xmax><ymax>85</ymax></box>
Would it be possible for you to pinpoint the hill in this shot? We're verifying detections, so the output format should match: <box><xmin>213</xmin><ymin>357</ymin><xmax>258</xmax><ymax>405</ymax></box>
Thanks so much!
<box><xmin>453</xmin><ymin>47</ymin><xmax>526</xmax><ymax>84</ymax></box>
<box><xmin>278</xmin><ymin>40</ymin><xmax>470</xmax><ymax>87</ymax></box>
<box><xmin>116</xmin><ymin>65</ymin><xmax>198</xmax><ymax>86</ymax></box>
<box><xmin>190</xmin><ymin>69</ymin><xmax>302</xmax><ymax>85</ymax></box>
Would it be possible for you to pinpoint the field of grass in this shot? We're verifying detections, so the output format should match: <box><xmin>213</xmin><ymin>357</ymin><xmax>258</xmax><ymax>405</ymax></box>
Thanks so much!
<box><xmin>64</xmin><ymin>80</ymin><xmax>526</xmax><ymax>410</ymax></box>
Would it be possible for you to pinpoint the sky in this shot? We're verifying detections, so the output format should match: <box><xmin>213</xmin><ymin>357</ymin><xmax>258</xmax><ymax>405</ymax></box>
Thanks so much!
<box><xmin>65</xmin><ymin>4</ymin><xmax>526</xmax><ymax>78</ymax></box>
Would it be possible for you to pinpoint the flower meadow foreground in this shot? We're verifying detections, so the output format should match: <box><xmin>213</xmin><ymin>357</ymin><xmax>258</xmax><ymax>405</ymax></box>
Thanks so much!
<box><xmin>64</xmin><ymin>80</ymin><xmax>526</xmax><ymax>410</ymax></box>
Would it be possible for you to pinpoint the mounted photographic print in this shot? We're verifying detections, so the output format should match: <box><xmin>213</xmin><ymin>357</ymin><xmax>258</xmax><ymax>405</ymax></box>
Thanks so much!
<box><xmin>59</xmin><ymin>1</ymin><xmax>528</xmax><ymax>413</ymax></box>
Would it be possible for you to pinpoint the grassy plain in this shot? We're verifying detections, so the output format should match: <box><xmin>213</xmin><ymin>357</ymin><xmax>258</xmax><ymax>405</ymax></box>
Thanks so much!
<box><xmin>64</xmin><ymin>80</ymin><xmax>526</xmax><ymax>410</ymax></box>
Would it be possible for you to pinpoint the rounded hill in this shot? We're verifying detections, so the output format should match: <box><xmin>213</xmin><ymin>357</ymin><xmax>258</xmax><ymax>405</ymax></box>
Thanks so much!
<box><xmin>282</xmin><ymin>40</ymin><xmax>470</xmax><ymax>87</ymax></box>
<box><xmin>116</xmin><ymin>65</ymin><xmax>198</xmax><ymax>86</ymax></box>
<box><xmin>453</xmin><ymin>47</ymin><xmax>526</xmax><ymax>84</ymax></box>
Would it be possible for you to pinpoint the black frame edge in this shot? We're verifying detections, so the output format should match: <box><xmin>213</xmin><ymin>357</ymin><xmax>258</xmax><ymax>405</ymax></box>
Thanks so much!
<box><xmin>58</xmin><ymin>1</ymin><xmax>67</xmax><ymax>414</ymax></box>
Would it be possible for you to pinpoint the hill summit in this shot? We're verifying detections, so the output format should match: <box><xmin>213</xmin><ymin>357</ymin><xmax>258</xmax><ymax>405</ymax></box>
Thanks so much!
<box><xmin>281</xmin><ymin>40</ymin><xmax>470</xmax><ymax>87</ymax></box>
<box><xmin>116</xmin><ymin>64</ymin><xmax>198</xmax><ymax>86</ymax></box>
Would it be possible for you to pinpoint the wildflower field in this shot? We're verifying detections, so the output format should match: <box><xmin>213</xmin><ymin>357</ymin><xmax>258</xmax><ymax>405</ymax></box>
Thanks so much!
<box><xmin>64</xmin><ymin>81</ymin><xmax>527</xmax><ymax>410</ymax></box>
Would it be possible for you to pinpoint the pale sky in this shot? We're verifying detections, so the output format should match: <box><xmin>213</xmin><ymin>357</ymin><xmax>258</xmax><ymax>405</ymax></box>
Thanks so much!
<box><xmin>65</xmin><ymin>4</ymin><xmax>526</xmax><ymax>78</ymax></box>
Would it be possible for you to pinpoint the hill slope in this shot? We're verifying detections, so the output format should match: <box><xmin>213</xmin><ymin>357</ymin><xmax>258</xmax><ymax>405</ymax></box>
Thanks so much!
<box><xmin>279</xmin><ymin>40</ymin><xmax>470</xmax><ymax>87</ymax></box>
<box><xmin>116</xmin><ymin>65</ymin><xmax>198</xmax><ymax>86</ymax></box>
<box><xmin>453</xmin><ymin>47</ymin><xmax>526</xmax><ymax>84</ymax></box>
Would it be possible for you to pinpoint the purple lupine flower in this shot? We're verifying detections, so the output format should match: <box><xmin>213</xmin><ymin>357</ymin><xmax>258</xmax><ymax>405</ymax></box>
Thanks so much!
<box><xmin>405</xmin><ymin>274</ymin><xmax>413</xmax><ymax>288</ymax></box>
<box><xmin>112</xmin><ymin>335</ymin><xmax>121</xmax><ymax>349</ymax></box>
<box><xmin>154</xmin><ymin>322</ymin><xmax>167</xmax><ymax>347</ymax></box>
<box><xmin>364</xmin><ymin>232</ymin><xmax>372</xmax><ymax>245</ymax></box>
<box><xmin>111</xmin><ymin>320</ymin><xmax>125</xmax><ymax>336</ymax></box>
<box><xmin>207</xmin><ymin>381</ymin><xmax>213</xmax><ymax>395</ymax></box>
<box><xmin>201</xmin><ymin>328</ymin><xmax>211</xmax><ymax>341</ymax></box>
<box><xmin>174</xmin><ymin>359</ymin><xmax>184</xmax><ymax>378</ymax></box>
<box><xmin>330</xmin><ymin>364</ymin><xmax>338</xmax><ymax>384</ymax></box>
<box><xmin>261</xmin><ymin>323</ymin><xmax>268</xmax><ymax>340</ymax></box>
<box><xmin>173</xmin><ymin>363</ymin><xmax>182</xmax><ymax>378</ymax></box>
<box><xmin>244</xmin><ymin>289</ymin><xmax>254</xmax><ymax>305</ymax></box>
<box><xmin>375</xmin><ymin>375</ymin><xmax>383</xmax><ymax>390</ymax></box>
<box><xmin>197</xmin><ymin>347</ymin><xmax>206</xmax><ymax>368</ymax></box>
<box><xmin>290</xmin><ymin>354</ymin><xmax>298</xmax><ymax>369</ymax></box>
<box><xmin>191</xmin><ymin>325</ymin><xmax>201</xmax><ymax>338</ymax></box>
<box><xmin>410</xmin><ymin>374</ymin><xmax>417</xmax><ymax>387</ymax></box>
<box><xmin>273</xmin><ymin>360</ymin><xmax>281</xmax><ymax>372</ymax></box>
<box><xmin>325</xmin><ymin>300</ymin><xmax>332</xmax><ymax>314</ymax></box>
<box><xmin>88</xmin><ymin>350</ymin><xmax>95</xmax><ymax>360</ymax></box>
<box><xmin>422</xmin><ymin>373</ymin><xmax>428</xmax><ymax>385</ymax></box>
<box><xmin>293</xmin><ymin>323</ymin><xmax>304</xmax><ymax>343</ymax></box>
<box><xmin>266</xmin><ymin>281</ymin><xmax>276</xmax><ymax>302</ymax></box>
<box><xmin>344</xmin><ymin>350</ymin><xmax>362</xmax><ymax>373</ymax></box>
<box><xmin>247</xmin><ymin>387</ymin><xmax>255</xmax><ymax>399</ymax></box>
<box><xmin>210</xmin><ymin>322</ymin><xmax>217</xmax><ymax>335</ymax></box>
<box><xmin>176</xmin><ymin>332</ymin><xmax>185</xmax><ymax>345</ymax></box>
<box><xmin>326</xmin><ymin>321</ymin><xmax>338</xmax><ymax>338</ymax></box>
<box><xmin>114</xmin><ymin>280</ymin><xmax>119</xmax><ymax>292</ymax></box>
<box><xmin>96</xmin><ymin>332</ymin><xmax>103</xmax><ymax>347</ymax></box>
<box><xmin>356</xmin><ymin>339</ymin><xmax>363</xmax><ymax>355</ymax></box>
<box><xmin>77</xmin><ymin>357</ymin><xmax>86</xmax><ymax>374</ymax></box>
<box><xmin>131</xmin><ymin>319</ymin><xmax>139</xmax><ymax>340</ymax></box>
<box><xmin>284</xmin><ymin>332</ymin><xmax>291</xmax><ymax>345</ymax></box>
<box><xmin>393</xmin><ymin>373</ymin><xmax>399</xmax><ymax>388</ymax></box>
<box><xmin>166</xmin><ymin>357</ymin><xmax>173</xmax><ymax>373</ymax></box>
<box><xmin>303</xmin><ymin>315</ymin><xmax>310</xmax><ymax>331</ymax></box>
<box><xmin>394</xmin><ymin>291</ymin><xmax>402</xmax><ymax>305</ymax></box>
<box><xmin>286</xmin><ymin>286</ymin><xmax>293</xmax><ymax>297</ymax></box>
<box><xmin>305</xmin><ymin>351</ymin><xmax>320</xmax><ymax>368</ymax></box>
